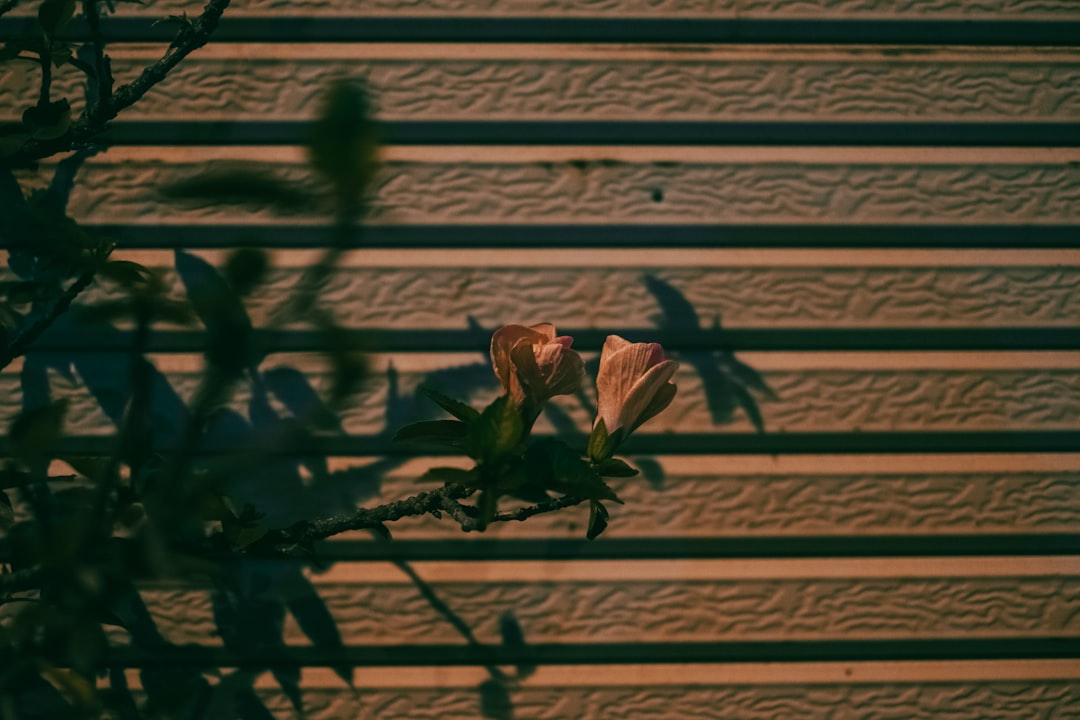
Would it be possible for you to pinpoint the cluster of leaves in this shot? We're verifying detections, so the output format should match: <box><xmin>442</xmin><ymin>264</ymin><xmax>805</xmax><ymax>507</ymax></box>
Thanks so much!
<box><xmin>398</xmin><ymin>385</ymin><xmax>632</xmax><ymax>540</ymax></box>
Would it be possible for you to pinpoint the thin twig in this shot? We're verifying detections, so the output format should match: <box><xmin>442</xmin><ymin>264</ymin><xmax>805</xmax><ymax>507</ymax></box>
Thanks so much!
<box><xmin>489</xmin><ymin>494</ymin><xmax>587</xmax><ymax>525</ymax></box>
<box><xmin>0</xmin><ymin>261</ymin><xmax>107</xmax><ymax>372</ymax></box>
<box><xmin>4</xmin><ymin>0</ymin><xmax>232</xmax><ymax>167</ymax></box>
<box><xmin>245</xmin><ymin>486</ymin><xmax>587</xmax><ymax>556</ymax></box>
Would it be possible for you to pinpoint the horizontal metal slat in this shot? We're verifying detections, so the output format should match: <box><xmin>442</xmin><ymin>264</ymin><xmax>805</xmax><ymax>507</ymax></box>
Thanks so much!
<box><xmin>85</xmin><ymin>224</ymin><xmax>1080</xmax><ymax>249</ymax></box>
<box><xmin>73</xmin><ymin>121</ymin><xmax>1080</xmax><ymax>147</ymax></box>
<box><xmin>3</xmin><ymin>17</ymin><xmax>1080</xmax><ymax>44</ymax></box>
<box><xmin>20</xmin><ymin>328</ymin><xmax>1080</xmax><ymax>352</ymax></box>
<box><xmin>119</xmin><ymin>668</ymin><xmax>1080</xmax><ymax>720</ymax></box>
<box><xmin>5</xmin><ymin>433</ymin><xmax>1079</xmax><ymax>457</ymax></box>
<box><xmin>102</xmin><ymin>638</ymin><xmax>1080</xmax><ymax>667</ymax></box>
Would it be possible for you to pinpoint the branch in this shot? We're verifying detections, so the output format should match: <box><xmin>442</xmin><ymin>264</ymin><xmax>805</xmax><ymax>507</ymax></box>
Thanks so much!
<box><xmin>3</xmin><ymin>0</ymin><xmax>232</xmax><ymax>166</ymax></box>
<box><xmin>0</xmin><ymin>261</ymin><xmax>105</xmax><ymax>372</ymax></box>
<box><xmin>489</xmin><ymin>494</ymin><xmax>587</xmax><ymax>525</ymax></box>
<box><xmin>245</xmin><ymin>486</ymin><xmax>588</xmax><ymax>555</ymax></box>
<box><xmin>80</xmin><ymin>0</ymin><xmax>114</xmax><ymax>121</ymax></box>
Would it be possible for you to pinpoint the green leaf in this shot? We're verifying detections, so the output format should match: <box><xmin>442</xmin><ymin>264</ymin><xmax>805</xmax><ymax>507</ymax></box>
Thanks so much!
<box><xmin>393</xmin><ymin>420</ymin><xmax>469</xmax><ymax>447</ymax></box>
<box><xmin>418</xmin><ymin>384</ymin><xmax>480</xmax><ymax>424</ymax></box>
<box><xmin>39</xmin><ymin>665</ymin><xmax>97</xmax><ymax>709</ymax></box>
<box><xmin>586</xmin><ymin>418</ymin><xmax>607</xmax><ymax>461</ymax></box>
<box><xmin>596</xmin><ymin>457</ymin><xmax>638</xmax><ymax>478</ymax></box>
<box><xmin>9</xmin><ymin>399</ymin><xmax>68</xmax><ymax>465</ymax></box>
<box><xmin>586</xmin><ymin>500</ymin><xmax>609</xmax><ymax>540</ymax></box>
<box><xmin>0</xmin><ymin>123</ymin><xmax>30</xmax><ymax>159</ymax></box>
<box><xmin>470</xmin><ymin>395</ymin><xmax>523</xmax><ymax>462</ymax></box>
<box><xmin>416</xmin><ymin>466</ymin><xmax>476</xmax><ymax>487</ymax></box>
<box><xmin>22</xmin><ymin>98</ymin><xmax>71</xmax><ymax>140</ymax></box>
<box><xmin>587</xmin><ymin>419</ymin><xmax>625</xmax><ymax>462</ymax></box>
<box><xmin>525</xmin><ymin>438</ymin><xmax>619</xmax><ymax>502</ymax></box>
<box><xmin>61</xmin><ymin>455</ymin><xmax>110</xmax><ymax>481</ymax></box>
<box><xmin>38</xmin><ymin>0</ymin><xmax>76</xmax><ymax>38</ymax></box>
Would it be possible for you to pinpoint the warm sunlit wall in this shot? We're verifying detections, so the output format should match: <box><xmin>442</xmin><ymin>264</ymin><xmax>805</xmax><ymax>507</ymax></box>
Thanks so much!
<box><xmin>3</xmin><ymin>0</ymin><xmax>1080</xmax><ymax>716</ymax></box>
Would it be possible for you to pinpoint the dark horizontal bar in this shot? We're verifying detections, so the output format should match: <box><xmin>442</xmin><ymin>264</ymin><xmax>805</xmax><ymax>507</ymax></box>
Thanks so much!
<box><xmin>26</xmin><ymin>327</ymin><xmax>1080</xmax><ymax>352</ymax></box>
<box><xmin>88</xmin><ymin>223</ymin><xmax>1080</xmax><ymax>249</ymax></box>
<box><xmin>4</xmin><ymin>17</ymin><xmax>1080</xmax><ymax>45</ymax></box>
<box><xmin>6</xmin><ymin>432</ymin><xmax>1080</xmax><ymax>457</ymax></box>
<box><xmin>91</xmin><ymin>120</ymin><xmax>1080</xmax><ymax>147</ymax></box>
<box><xmin>105</xmin><ymin>638</ymin><xmax>1080</xmax><ymax>668</ymax></box>
<box><xmin>312</xmin><ymin>535</ymin><xmax>1080</xmax><ymax>561</ymax></box>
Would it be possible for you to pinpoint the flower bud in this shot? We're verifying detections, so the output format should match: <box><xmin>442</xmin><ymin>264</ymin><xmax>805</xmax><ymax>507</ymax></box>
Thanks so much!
<box><xmin>490</xmin><ymin>323</ymin><xmax>585</xmax><ymax>412</ymax></box>
<box><xmin>595</xmin><ymin>335</ymin><xmax>678</xmax><ymax>436</ymax></box>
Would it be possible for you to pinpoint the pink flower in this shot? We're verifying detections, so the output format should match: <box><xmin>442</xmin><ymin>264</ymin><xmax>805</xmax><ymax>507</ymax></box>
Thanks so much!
<box><xmin>490</xmin><ymin>323</ymin><xmax>585</xmax><ymax>410</ymax></box>
<box><xmin>595</xmin><ymin>335</ymin><xmax>678</xmax><ymax>436</ymax></box>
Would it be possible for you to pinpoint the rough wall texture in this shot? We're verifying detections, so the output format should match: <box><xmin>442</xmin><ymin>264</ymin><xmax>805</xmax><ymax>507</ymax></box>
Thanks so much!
<box><xmin>5</xmin><ymin>50</ymin><xmax>1079</xmax><ymax>121</ymax></box>
<box><xmin>9</xmin><ymin>261</ymin><xmax>1080</xmax><ymax>329</ymax></box>
<box><xmin>3</xmin><ymin>0</ymin><xmax>1079</xmax><ymax>715</ymax></box>
<box><xmin>117</xmin><ymin>575</ymin><xmax>1080</xmax><ymax>648</ymax></box>
<box><xmin>22</xmin><ymin>155</ymin><xmax>1077</xmax><ymax>225</ymax></box>
<box><xmin>7</xmin><ymin>360</ymin><xmax>1079</xmax><ymax>435</ymax></box>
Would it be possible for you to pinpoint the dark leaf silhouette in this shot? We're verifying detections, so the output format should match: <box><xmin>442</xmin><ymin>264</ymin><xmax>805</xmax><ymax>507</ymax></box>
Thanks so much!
<box><xmin>263</xmin><ymin>366</ymin><xmax>342</xmax><ymax>432</ymax></box>
<box><xmin>224</xmin><ymin>248</ymin><xmax>271</xmax><ymax>296</ymax></box>
<box><xmin>500</xmin><ymin>611</ymin><xmax>537</xmax><ymax>679</ymax></box>
<box><xmin>232</xmin><ymin>686</ymin><xmax>278</xmax><ymax>720</ymax></box>
<box><xmin>479</xmin><ymin>678</ymin><xmax>514</xmax><ymax>720</ymax></box>
<box><xmin>175</xmin><ymin>249</ymin><xmax>256</xmax><ymax>374</ymax></box>
<box><xmin>630</xmin><ymin>456</ymin><xmax>665</xmax><ymax>490</ymax></box>
<box><xmin>643</xmin><ymin>274</ymin><xmax>773</xmax><ymax>430</ymax></box>
<box><xmin>284</xmin><ymin>571</ymin><xmax>352</xmax><ymax>685</ymax></box>
<box><xmin>160</xmin><ymin>166</ymin><xmax>314</xmax><ymax>210</ymax></box>
<box><xmin>587</xmin><ymin>500</ymin><xmax>609</xmax><ymax>540</ymax></box>
<box><xmin>43</xmin><ymin>146</ymin><xmax>101</xmax><ymax>215</ymax></box>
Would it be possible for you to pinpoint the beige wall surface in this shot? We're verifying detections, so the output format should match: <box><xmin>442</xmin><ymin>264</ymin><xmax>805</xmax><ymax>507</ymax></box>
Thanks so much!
<box><xmin>2</xmin><ymin>0</ymin><xmax>1079</xmax><ymax>717</ymax></box>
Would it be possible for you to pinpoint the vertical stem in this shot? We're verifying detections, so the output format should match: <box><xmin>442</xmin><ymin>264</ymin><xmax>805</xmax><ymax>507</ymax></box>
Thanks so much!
<box><xmin>38</xmin><ymin>49</ymin><xmax>52</xmax><ymax>107</ymax></box>
<box><xmin>81</xmin><ymin>0</ymin><xmax>112</xmax><ymax>121</ymax></box>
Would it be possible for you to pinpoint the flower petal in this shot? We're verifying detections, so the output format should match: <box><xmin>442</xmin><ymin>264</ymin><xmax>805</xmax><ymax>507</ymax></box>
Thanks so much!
<box><xmin>541</xmin><ymin>344</ymin><xmax>585</xmax><ymax>398</ymax></box>
<box><xmin>596</xmin><ymin>338</ymin><xmax>666</xmax><ymax>430</ymax></box>
<box><xmin>617</xmin><ymin>359</ymin><xmax>678</xmax><ymax>432</ymax></box>
<box><xmin>490</xmin><ymin>324</ymin><xmax>547</xmax><ymax>393</ymax></box>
